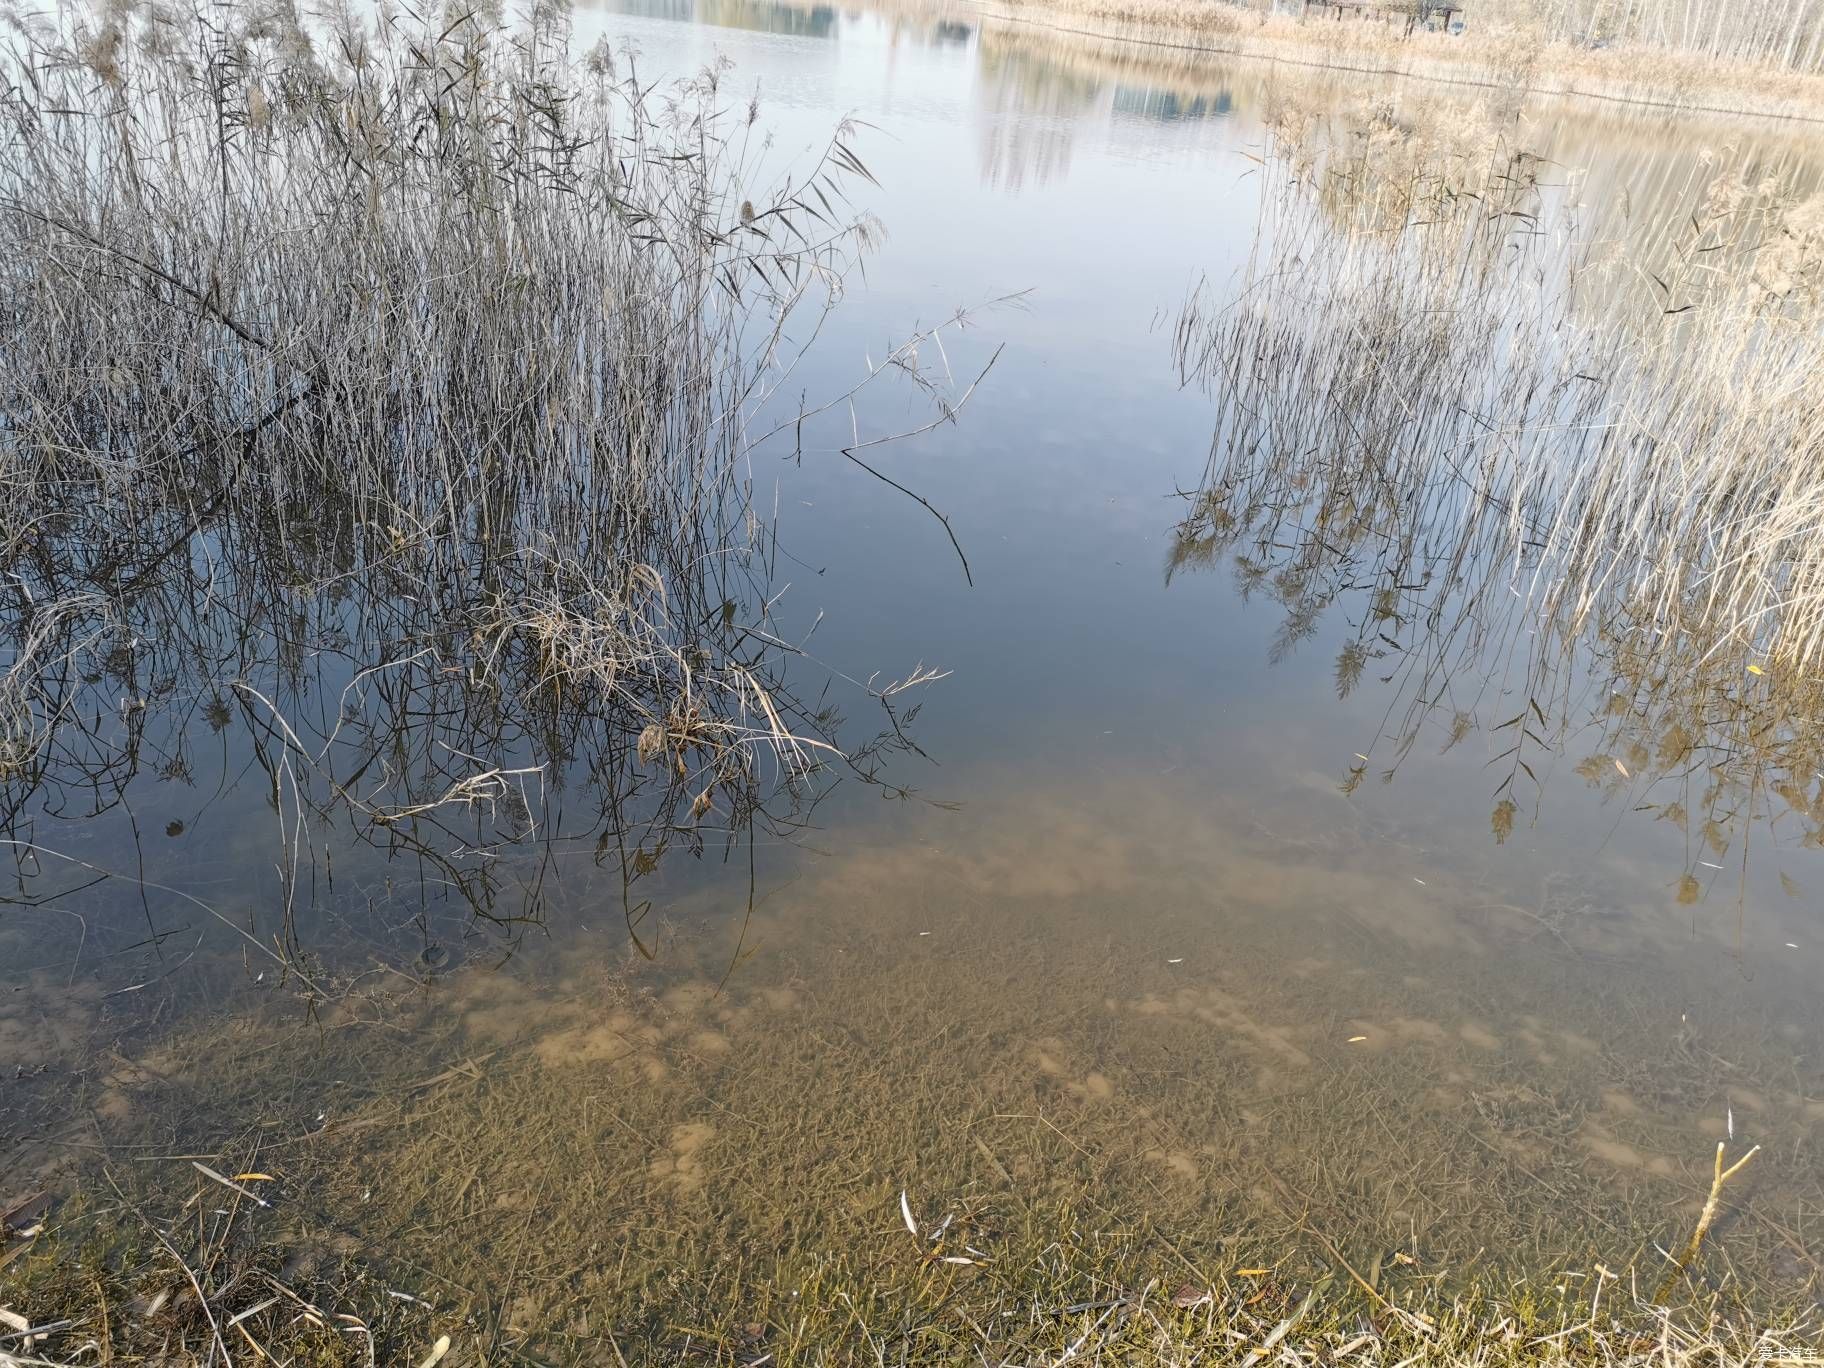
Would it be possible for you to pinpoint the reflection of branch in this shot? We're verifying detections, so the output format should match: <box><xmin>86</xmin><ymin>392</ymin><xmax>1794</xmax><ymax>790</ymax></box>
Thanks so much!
<box><xmin>838</xmin><ymin>343</ymin><xmax>1005</xmax><ymax>587</ymax></box>
<box><xmin>0</xmin><ymin>592</ymin><xmax>114</xmax><ymax>774</ymax></box>
<box><xmin>0</xmin><ymin>838</ymin><xmax>329</xmax><ymax>996</ymax></box>
<box><xmin>872</xmin><ymin>662</ymin><xmax>953</xmax><ymax>698</ymax></box>
<box><xmin>749</xmin><ymin>298</ymin><xmax>1017</xmax><ymax>588</ymax></box>
<box><xmin>1167</xmin><ymin>126</ymin><xmax>1824</xmax><ymax>869</ymax></box>
<box><xmin>113</xmin><ymin>382</ymin><xmax>318</xmax><ymax>594</ymax></box>
<box><xmin>367</xmin><ymin>767</ymin><xmax>544</xmax><ymax>826</ymax></box>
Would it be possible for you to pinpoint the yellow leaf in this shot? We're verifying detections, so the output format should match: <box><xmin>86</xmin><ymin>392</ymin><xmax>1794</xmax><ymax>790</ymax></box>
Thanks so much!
<box><xmin>1235</xmin><ymin>1269</ymin><xmax>1270</xmax><ymax>1277</ymax></box>
<box><xmin>1347</xmin><ymin>1035</ymin><xmax>1368</xmax><ymax>1043</ymax></box>
<box><xmin>231</xmin><ymin>1172</ymin><xmax>276</xmax><ymax>1183</ymax></box>
<box><xmin>1747</xmin><ymin>664</ymin><xmax>1765</xmax><ymax>675</ymax></box>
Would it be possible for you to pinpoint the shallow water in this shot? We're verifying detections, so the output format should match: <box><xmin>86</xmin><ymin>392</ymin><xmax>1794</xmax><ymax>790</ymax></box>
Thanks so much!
<box><xmin>6</xmin><ymin>0</ymin><xmax>1824</xmax><ymax>1333</ymax></box>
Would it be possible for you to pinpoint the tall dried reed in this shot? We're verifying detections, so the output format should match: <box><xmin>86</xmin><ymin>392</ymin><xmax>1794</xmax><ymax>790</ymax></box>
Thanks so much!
<box><xmin>0</xmin><ymin>0</ymin><xmax>974</xmax><ymax>950</ymax></box>
<box><xmin>1172</xmin><ymin>107</ymin><xmax>1824</xmax><ymax>863</ymax></box>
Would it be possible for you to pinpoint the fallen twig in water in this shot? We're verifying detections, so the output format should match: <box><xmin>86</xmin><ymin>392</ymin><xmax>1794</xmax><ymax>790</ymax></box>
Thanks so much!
<box><xmin>1655</xmin><ymin>1141</ymin><xmax>1761</xmax><ymax>1304</ymax></box>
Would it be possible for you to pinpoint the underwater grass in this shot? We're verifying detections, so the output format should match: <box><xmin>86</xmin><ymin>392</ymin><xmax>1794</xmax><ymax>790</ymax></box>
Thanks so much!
<box><xmin>9</xmin><ymin>1181</ymin><xmax>1824</xmax><ymax>1365</ymax></box>
<box><xmin>7</xmin><ymin>802</ymin><xmax>1824</xmax><ymax>1364</ymax></box>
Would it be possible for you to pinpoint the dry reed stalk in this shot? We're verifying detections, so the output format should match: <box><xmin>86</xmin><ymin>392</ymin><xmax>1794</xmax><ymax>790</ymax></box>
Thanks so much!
<box><xmin>1654</xmin><ymin>1142</ymin><xmax>1761</xmax><ymax>1303</ymax></box>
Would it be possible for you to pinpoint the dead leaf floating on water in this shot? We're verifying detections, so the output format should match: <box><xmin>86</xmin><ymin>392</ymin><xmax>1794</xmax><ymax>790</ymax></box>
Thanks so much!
<box><xmin>1171</xmin><ymin>1283</ymin><xmax>1212</xmax><ymax>1309</ymax></box>
<box><xmin>636</xmin><ymin>723</ymin><xmax>665</xmax><ymax>764</ymax></box>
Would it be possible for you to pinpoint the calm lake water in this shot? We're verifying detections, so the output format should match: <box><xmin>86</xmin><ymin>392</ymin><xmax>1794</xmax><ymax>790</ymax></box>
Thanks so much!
<box><xmin>6</xmin><ymin>0</ymin><xmax>1824</xmax><ymax>1337</ymax></box>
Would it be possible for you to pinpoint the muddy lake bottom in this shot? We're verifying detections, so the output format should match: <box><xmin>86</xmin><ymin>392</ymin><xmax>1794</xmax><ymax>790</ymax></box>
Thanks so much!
<box><xmin>7</xmin><ymin>769</ymin><xmax>1824</xmax><ymax>1359</ymax></box>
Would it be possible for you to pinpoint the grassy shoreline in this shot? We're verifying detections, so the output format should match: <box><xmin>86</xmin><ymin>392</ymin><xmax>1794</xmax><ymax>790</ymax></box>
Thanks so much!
<box><xmin>7</xmin><ymin>1184</ymin><xmax>1820</xmax><ymax>1365</ymax></box>
<box><xmin>849</xmin><ymin>0</ymin><xmax>1824</xmax><ymax>122</ymax></box>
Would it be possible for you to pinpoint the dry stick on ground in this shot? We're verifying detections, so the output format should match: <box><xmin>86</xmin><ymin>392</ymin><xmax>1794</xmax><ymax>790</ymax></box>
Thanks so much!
<box><xmin>1654</xmin><ymin>1142</ymin><xmax>1761</xmax><ymax>1305</ymax></box>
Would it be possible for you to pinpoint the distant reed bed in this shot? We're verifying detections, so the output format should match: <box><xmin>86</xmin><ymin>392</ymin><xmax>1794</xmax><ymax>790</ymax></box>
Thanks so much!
<box><xmin>960</xmin><ymin>0</ymin><xmax>1824</xmax><ymax>120</ymax></box>
<box><xmin>1172</xmin><ymin>106</ymin><xmax>1824</xmax><ymax>861</ymax></box>
<box><xmin>1175</xmin><ymin>107</ymin><xmax>1824</xmax><ymax>673</ymax></box>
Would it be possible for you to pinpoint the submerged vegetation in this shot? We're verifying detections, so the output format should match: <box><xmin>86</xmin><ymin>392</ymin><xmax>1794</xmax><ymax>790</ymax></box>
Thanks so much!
<box><xmin>8</xmin><ymin>827</ymin><xmax>1824</xmax><ymax>1363</ymax></box>
<box><xmin>10</xmin><ymin>1178</ymin><xmax>1824</xmax><ymax>1364</ymax></box>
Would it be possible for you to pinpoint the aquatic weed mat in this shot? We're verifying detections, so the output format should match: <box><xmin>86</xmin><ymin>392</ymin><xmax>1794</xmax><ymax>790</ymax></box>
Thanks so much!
<box><xmin>9</xmin><ymin>781</ymin><xmax>1824</xmax><ymax>1359</ymax></box>
<box><xmin>7</xmin><ymin>891</ymin><xmax>1824</xmax><ymax>1360</ymax></box>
